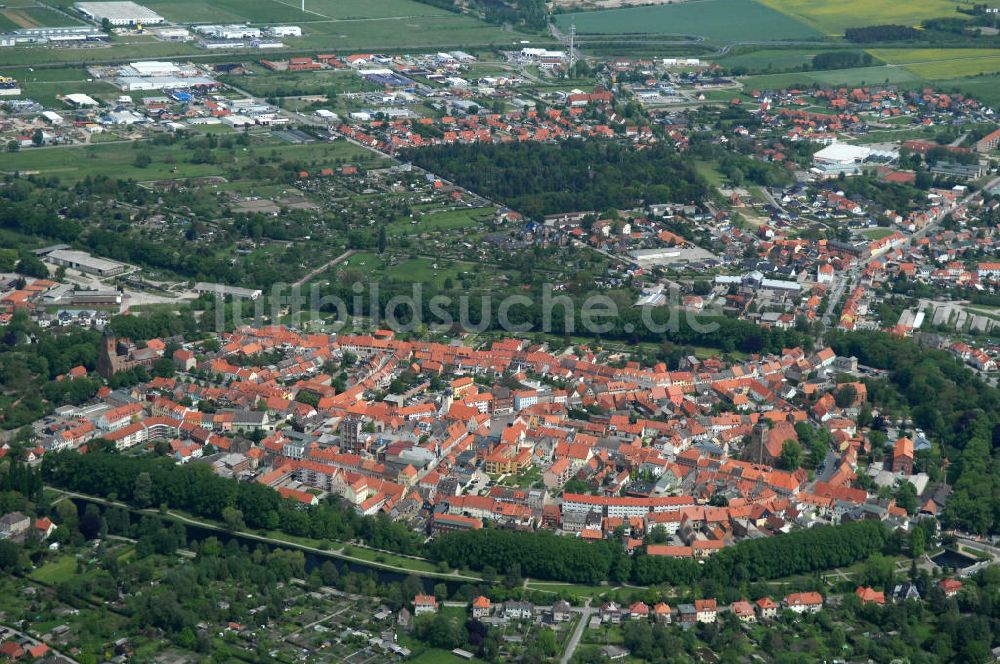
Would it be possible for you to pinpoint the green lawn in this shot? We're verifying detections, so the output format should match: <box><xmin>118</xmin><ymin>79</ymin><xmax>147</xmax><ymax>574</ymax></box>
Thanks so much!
<box><xmin>556</xmin><ymin>0</ymin><xmax>821</xmax><ymax>41</ymax></box>
<box><xmin>408</xmin><ymin>648</ymin><xmax>486</xmax><ymax>664</ymax></box>
<box><xmin>695</xmin><ymin>160</ymin><xmax>727</xmax><ymax>188</ymax></box>
<box><xmin>386</xmin><ymin>208</ymin><xmax>492</xmax><ymax>238</ymax></box>
<box><xmin>384</xmin><ymin>257</ymin><xmax>480</xmax><ymax>289</ymax></box>
<box><xmin>343</xmin><ymin>545</ymin><xmax>442</xmax><ymax>573</ymax></box>
<box><xmin>526</xmin><ymin>580</ymin><xmax>612</xmax><ymax>599</ymax></box>
<box><xmin>861</xmin><ymin>227</ymin><xmax>895</xmax><ymax>240</ymax></box>
<box><xmin>30</xmin><ymin>556</ymin><xmax>79</xmax><ymax>585</ymax></box>
<box><xmin>10</xmin><ymin>65</ymin><xmax>91</xmax><ymax>82</ymax></box>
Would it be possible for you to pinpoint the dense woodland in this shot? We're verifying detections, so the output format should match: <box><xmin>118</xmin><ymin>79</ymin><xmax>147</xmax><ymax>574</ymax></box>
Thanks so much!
<box><xmin>844</xmin><ymin>25</ymin><xmax>924</xmax><ymax>42</ymax></box>
<box><xmin>403</xmin><ymin>141</ymin><xmax>709</xmax><ymax>218</ymax></box>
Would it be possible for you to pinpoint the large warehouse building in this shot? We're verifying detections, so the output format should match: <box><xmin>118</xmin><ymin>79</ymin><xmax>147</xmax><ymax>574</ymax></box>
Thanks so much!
<box><xmin>74</xmin><ymin>2</ymin><xmax>165</xmax><ymax>26</ymax></box>
<box><xmin>43</xmin><ymin>249</ymin><xmax>127</xmax><ymax>277</ymax></box>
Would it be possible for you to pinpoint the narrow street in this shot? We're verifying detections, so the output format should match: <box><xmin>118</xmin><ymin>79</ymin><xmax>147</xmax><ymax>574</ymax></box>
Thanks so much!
<box><xmin>560</xmin><ymin>604</ymin><xmax>596</xmax><ymax>664</ymax></box>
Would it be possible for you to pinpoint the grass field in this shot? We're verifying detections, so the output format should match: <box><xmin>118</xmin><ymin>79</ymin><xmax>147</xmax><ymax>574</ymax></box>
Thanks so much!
<box><xmin>869</xmin><ymin>48</ymin><xmax>1000</xmax><ymax>79</ymax></box>
<box><xmin>861</xmin><ymin>227</ymin><xmax>895</xmax><ymax>240</ymax></box>
<box><xmin>29</xmin><ymin>556</ymin><xmax>78</xmax><ymax>585</ymax></box>
<box><xmin>0</xmin><ymin>12</ymin><xmax>20</xmax><ymax>32</ymax></box>
<box><xmin>556</xmin><ymin>0</ymin><xmax>822</xmax><ymax>41</ymax></box>
<box><xmin>716</xmin><ymin>48</ymin><xmax>821</xmax><ymax>72</ymax></box>
<box><xmin>741</xmin><ymin>63</ymin><xmax>922</xmax><ymax>90</ymax></box>
<box><xmin>1</xmin><ymin>138</ymin><xmax>380</xmax><ymax>182</ymax></box>
<box><xmin>758</xmin><ymin>0</ymin><xmax>965</xmax><ymax>34</ymax></box>
<box><xmin>407</xmin><ymin>648</ymin><xmax>486</xmax><ymax>664</ymax></box>
<box><xmin>19</xmin><ymin>79</ymin><xmax>120</xmax><ymax>107</ymax></box>
<box><xmin>223</xmin><ymin>68</ymin><xmax>380</xmax><ymax>98</ymax></box>
<box><xmin>385</xmin><ymin>208</ymin><xmax>491</xmax><ymax>238</ymax></box>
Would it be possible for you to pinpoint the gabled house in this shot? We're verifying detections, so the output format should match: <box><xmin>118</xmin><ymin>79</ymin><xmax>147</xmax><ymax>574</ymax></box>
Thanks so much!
<box><xmin>413</xmin><ymin>594</ymin><xmax>438</xmax><ymax>615</ymax></box>
<box><xmin>755</xmin><ymin>597</ymin><xmax>778</xmax><ymax>620</ymax></box>
<box><xmin>730</xmin><ymin>600</ymin><xmax>756</xmax><ymax>622</ymax></box>
<box><xmin>694</xmin><ymin>598</ymin><xmax>717</xmax><ymax>623</ymax></box>
<box><xmin>783</xmin><ymin>591</ymin><xmax>823</xmax><ymax>614</ymax></box>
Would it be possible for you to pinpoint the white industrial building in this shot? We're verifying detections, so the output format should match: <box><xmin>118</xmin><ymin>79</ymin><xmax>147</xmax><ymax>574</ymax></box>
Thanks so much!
<box><xmin>63</xmin><ymin>93</ymin><xmax>100</xmax><ymax>107</ymax></box>
<box><xmin>221</xmin><ymin>114</ymin><xmax>255</xmax><ymax>127</ymax></box>
<box><xmin>811</xmin><ymin>142</ymin><xmax>897</xmax><ymax>178</ymax></box>
<box><xmin>41</xmin><ymin>111</ymin><xmax>64</xmax><ymax>124</ymax></box>
<box><xmin>519</xmin><ymin>48</ymin><xmax>565</xmax><ymax>59</ymax></box>
<box><xmin>194</xmin><ymin>24</ymin><xmax>261</xmax><ymax>40</ymax></box>
<box><xmin>124</xmin><ymin>60</ymin><xmax>180</xmax><ymax>76</ymax></box>
<box><xmin>111</xmin><ymin>62</ymin><xmax>216</xmax><ymax>91</ymax></box>
<box><xmin>74</xmin><ymin>2</ymin><xmax>164</xmax><ymax>26</ymax></box>
<box><xmin>268</xmin><ymin>26</ymin><xmax>301</xmax><ymax>37</ymax></box>
<box><xmin>115</xmin><ymin>75</ymin><xmax>215</xmax><ymax>91</ymax></box>
<box><xmin>152</xmin><ymin>27</ymin><xmax>192</xmax><ymax>41</ymax></box>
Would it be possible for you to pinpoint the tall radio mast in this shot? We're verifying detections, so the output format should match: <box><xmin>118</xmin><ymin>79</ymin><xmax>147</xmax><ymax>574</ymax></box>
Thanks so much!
<box><xmin>568</xmin><ymin>23</ymin><xmax>576</xmax><ymax>73</ymax></box>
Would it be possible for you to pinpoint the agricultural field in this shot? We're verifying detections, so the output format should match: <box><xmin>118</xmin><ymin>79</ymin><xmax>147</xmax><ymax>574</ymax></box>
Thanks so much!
<box><xmin>868</xmin><ymin>48</ymin><xmax>1000</xmax><ymax>79</ymax></box>
<box><xmin>740</xmin><ymin>63</ymin><xmax>922</xmax><ymax>90</ymax></box>
<box><xmin>0</xmin><ymin>2</ymin><xmax>84</xmax><ymax>29</ymax></box>
<box><xmin>292</xmin><ymin>14</ymin><xmax>519</xmax><ymax>51</ymax></box>
<box><xmin>556</xmin><ymin>0</ymin><xmax>822</xmax><ymax>41</ymax></box>
<box><xmin>758</xmin><ymin>0</ymin><xmax>966</xmax><ymax>34</ymax></box>
<box><xmin>931</xmin><ymin>73</ymin><xmax>1000</xmax><ymax>108</ymax></box>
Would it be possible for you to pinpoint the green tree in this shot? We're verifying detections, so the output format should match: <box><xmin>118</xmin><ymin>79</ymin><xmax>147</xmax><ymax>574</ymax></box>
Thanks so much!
<box><xmin>222</xmin><ymin>506</ymin><xmax>245</xmax><ymax>531</ymax></box>
<box><xmin>909</xmin><ymin>526</ymin><xmax>926</xmax><ymax>558</ymax></box>
<box><xmin>778</xmin><ymin>440</ymin><xmax>802</xmax><ymax>471</ymax></box>
<box><xmin>133</xmin><ymin>472</ymin><xmax>153</xmax><ymax>508</ymax></box>
<box><xmin>835</xmin><ymin>384</ymin><xmax>858</xmax><ymax>408</ymax></box>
